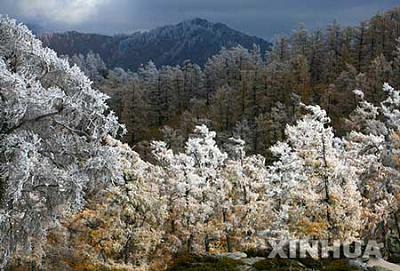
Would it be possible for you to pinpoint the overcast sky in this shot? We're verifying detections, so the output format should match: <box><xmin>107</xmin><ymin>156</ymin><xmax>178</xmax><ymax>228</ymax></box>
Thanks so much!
<box><xmin>0</xmin><ymin>0</ymin><xmax>399</xmax><ymax>39</ymax></box>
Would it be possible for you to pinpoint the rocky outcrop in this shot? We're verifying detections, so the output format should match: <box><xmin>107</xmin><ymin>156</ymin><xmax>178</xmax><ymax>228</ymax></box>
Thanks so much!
<box><xmin>167</xmin><ymin>254</ymin><xmax>400</xmax><ymax>271</ymax></box>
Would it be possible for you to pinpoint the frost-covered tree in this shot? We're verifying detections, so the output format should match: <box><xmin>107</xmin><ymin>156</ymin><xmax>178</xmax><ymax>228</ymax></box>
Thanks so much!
<box><xmin>346</xmin><ymin>84</ymin><xmax>400</xmax><ymax>239</ymax></box>
<box><xmin>152</xmin><ymin>125</ymin><xmax>274</xmax><ymax>254</ymax></box>
<box><xmin>44</xmin><ymin>140</ymin><xmax>168</xmax><ymax>271</ymax></box>
<box><xmin>0</xmin><ymin>17</ymin><xmax>125</xmax><ymax>266</ymax></box>
<box><xmin>268</xmin><ymin>105</ymin><xmax>364</xmax><ymax>241</ymax></box>
<box><xmin>152</xmin><ymin>125</ymin><xmax>228</xmax><ymax>253</ymax></box>
<box><xmin>343</xmin><ymin>131</ymin><xmax>393</xmax><ymax>240</ymax></box>
<box><xmin>70</xmin><ymin>51</ymin><xmax>107</xmax><ymax>82</ymax></box>
<box><xmin>221</xmin><ymin>138</ymin><xmax>273</xmax><ymax>252</ymax></box>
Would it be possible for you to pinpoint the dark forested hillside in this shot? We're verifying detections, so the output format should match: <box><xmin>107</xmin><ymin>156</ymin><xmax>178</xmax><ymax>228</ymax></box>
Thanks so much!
<box><xmin>72</xmin><ymin>7</ymin><xmax>400</xmax><ymax>161</ymax></box>
<box><xmin>39</xmin><ymin>31</ymin><xmax>119</xmax><ymax>64</ymax></box>
<box><xmin>40</xmin><ymin>18</ymin><xmax>272</xmax><ymax>70</ymax></box>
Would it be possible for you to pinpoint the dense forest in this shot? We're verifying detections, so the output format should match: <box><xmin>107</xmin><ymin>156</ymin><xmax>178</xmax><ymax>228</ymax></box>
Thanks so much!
<box><xmin>68</xmin><ymin>7</ymin><xmax>400</xmax><ymax>164</ymax></box>
<box><xmin>1</xmin><ymin>6</ymin><xmax>400</xmax><ymax>271</ymax></box>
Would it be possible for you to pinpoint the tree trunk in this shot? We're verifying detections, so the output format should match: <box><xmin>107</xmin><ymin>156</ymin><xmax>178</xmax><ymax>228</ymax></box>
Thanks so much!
<box><xmin>321</xmin><ymin>135</ymin><xmax>332</xmax><ymax>242</ymax></box>
<box><xmin>223</xmin><ymin>210</ymin><xmax>233</xmax><ymax>252</ymax></box>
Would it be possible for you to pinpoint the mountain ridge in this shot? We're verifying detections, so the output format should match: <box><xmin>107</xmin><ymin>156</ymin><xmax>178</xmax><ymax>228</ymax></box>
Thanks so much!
<box><xmin>39</xmin><ymin>18</ymin><xmax>271</xmax><ymax>70</ymax></box>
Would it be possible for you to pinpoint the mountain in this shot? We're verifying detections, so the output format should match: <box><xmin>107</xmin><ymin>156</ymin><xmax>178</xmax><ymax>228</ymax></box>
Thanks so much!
<box><xmin>39</xmin><ymin>18</ymin><xmax>271</xmax><ymax>70</ymax></box>
<box><xmin>39</xmin><ymin>31</ymin><xmax>119</xmax><ymax>64</ymax></box>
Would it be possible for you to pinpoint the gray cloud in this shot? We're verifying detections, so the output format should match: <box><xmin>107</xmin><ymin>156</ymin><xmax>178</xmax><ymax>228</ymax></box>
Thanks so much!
<box><xmin>0</xmin><ymin>0</ymin><xmax>399</xmax><ymax>39</ymax></box>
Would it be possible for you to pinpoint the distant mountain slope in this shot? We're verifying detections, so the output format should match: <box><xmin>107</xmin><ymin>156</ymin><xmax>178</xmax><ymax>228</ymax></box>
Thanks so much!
<box><xmin>39</xmin><ymin>18</ymin><xmax>271</xmax><ymax>70</ymax></box>
<box><xmin>39</xmin><ymin>31</ymin><xmax>121</xmax><ymax>65</ymax></box>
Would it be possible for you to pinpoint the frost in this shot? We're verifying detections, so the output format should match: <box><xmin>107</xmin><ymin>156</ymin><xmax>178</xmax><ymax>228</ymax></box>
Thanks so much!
<box><xmin>353</xmin><ymin>89</ymin><xmax>365</xmax><ymax>99</ymax></box>
<box><xmin>0</xmin><ymin>16</ymin><xmax>127</xmax><ymax>265</ymax></box>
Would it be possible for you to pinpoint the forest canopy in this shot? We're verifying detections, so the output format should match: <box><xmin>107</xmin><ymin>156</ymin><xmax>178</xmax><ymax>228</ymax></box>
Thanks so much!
<box><xmin>1</xmin><ymin>6</ymin><xmax>400</xmax><ymax>271</ymax></box>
